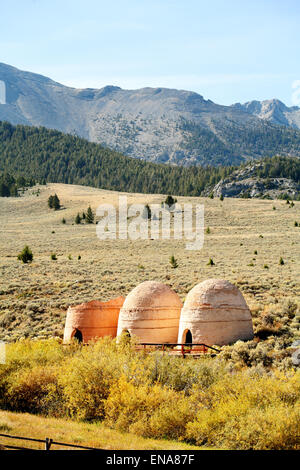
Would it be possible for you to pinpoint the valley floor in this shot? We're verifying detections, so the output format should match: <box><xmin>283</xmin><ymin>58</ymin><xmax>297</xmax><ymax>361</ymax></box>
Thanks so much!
<box><xmin>0</xmin><ymin>183</ymin><xmax>299</xmax><ymax>341</ymax></box>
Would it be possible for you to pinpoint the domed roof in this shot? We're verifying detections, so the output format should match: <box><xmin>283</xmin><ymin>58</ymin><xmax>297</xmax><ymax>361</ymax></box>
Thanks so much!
<box><xmin>117</xmin><ymin>281</ymin><xmax>182</xmax><ymax>343</ymax></box>
<box><xmin>68</xmin><ymin>297</ymin><xmax>125</xmax><ymax>312</ymax></box>
<box><xmin>178</xmin><ymin>278</ymin><xmax>253</xmax><ymax>345</ymax></box>
<box><xmin>122</xmin><ymin>281</ymin><xmax>182</xmax><ymax>311</ymax></box>
<box><xmin>182</xmin><ymin>279</ymin><xmax>250</xmax><ymax>321</ymax></box>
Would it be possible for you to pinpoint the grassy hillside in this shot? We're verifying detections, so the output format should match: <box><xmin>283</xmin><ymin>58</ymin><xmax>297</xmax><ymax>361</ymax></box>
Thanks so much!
<box><xmin>0</xmin><ymin>409</ymin><xmax>202</xmax><ymax>450</ymax></box>
<box><xmin>0</xmin><ymin>182</ymin><xmax>299</xmax><ymax>342</ymax></box>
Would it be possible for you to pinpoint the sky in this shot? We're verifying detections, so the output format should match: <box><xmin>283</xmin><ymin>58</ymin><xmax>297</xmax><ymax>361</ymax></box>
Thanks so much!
<box><xmin>1</xmin><ymin>0</ymin><xmax>300</xmax><ymax>106</ymax></box>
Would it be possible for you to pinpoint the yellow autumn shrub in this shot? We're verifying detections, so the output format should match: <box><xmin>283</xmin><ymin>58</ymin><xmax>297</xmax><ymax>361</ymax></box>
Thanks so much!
<box><xmin>185</xmin><ymin>370</ymin><xmax>300</xmax><ymax>449</ymax></box>
<box><xmin>4</xmin><ymin>365</ymin><xmax>60</xmax><ymax>414</ymax></box>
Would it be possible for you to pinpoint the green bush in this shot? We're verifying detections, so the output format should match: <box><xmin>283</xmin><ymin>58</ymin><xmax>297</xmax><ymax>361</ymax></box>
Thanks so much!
<box><xmin>17</xmin><ymin>245</ymin><xmax>33</xmax><ymax>264</ymax></box>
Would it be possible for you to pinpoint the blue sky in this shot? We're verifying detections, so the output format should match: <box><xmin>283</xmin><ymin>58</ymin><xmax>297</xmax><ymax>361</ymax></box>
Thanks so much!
<box><xmin>1</xmin><ymin>0</ymin><xmax>300</xmax><ymax>105</ymax></box>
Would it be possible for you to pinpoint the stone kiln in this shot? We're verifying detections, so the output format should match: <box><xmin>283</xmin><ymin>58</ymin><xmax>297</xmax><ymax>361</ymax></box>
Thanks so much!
<box><xmin>63</xmin><ymin>296</ymin><xmax>125</xmax><ymax>343</ymax></box>
<box><xmin>177</xmin><ymin>279</ymin><xmax>254</xmax><ymax>346</ymax></box>
<box><xmin>117</xmin><ymin>281</ymin><xmax>182</xmax><ymax>343</ymax></box>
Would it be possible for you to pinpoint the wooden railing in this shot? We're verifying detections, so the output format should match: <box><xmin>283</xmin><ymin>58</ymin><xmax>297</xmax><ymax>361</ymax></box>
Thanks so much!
<box><xmin>0</xmin><ymin>433</ymin><xmax>102</xmax><ymax>450</ymax></box>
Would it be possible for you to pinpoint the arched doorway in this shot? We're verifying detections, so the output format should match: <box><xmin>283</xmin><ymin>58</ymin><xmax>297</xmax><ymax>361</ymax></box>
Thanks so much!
<box><xmin>73</xmin><ymin>328</ymin><xmax>83</xmax><ymax>343</ymax></box>
<box><xmin>183</xmin><ymin>329</ymin><xmax>192</xmax><ymax>344</ymax></box>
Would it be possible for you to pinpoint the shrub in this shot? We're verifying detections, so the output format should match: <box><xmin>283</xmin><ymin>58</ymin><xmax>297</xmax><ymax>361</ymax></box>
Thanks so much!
<box><xmin>17</xmin><ymin>245</ymin><xmax>33</xmax><ymax>264</ymax></box>
<box><xmin>0</xmin><ymin>338</ymin><xmax>299</xmax><ymax>449</ymax></box>
<box><xmin>3</xmin><ymin>365</ymin><xmax>60</xmax><ymax>415</ymax></box>
<box><xmin>104</xmin><ymin>375</ymin><xmax>189</xmax><ymax>439</ymax></box>
<box><xmin>185</xmin><ymin>371</ymin><xmax>300</xmax><ymax>449</ymax></box>
<box><xmin>58</xmin><ymin>357</ymin><xmax>113</xmax><ymax>420</ymax></box>
<box><xmin>164</xmin><ymin>195</ymin><xmax>177</xmax><ymax>207</ymax></box>
<box><xmin>169</xmin><ymin>255</ymin><xmax>178</xmax><ymax>269</ymax></box>
<box><xmin>48</xmin><ymin>194</ymin><xmax>60</xmax><ymax>210</ymax></box>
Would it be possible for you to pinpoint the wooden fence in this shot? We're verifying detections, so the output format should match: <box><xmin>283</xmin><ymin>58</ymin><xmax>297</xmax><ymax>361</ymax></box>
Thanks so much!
<box><xmin>0</xmin><ymin>433</ymin><xmax>102</xmax><ymax>450</ymax></box>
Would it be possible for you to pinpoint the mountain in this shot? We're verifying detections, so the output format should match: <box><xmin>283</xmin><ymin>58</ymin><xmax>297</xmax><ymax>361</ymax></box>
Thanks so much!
<box><xmin>2</xmin><ymin>63</ymin><xmax>300</xmax><ymax>165</ymax></box>
<box><xmin>232</xmin><ymin>99</ymin><xmax>300</xmax><ymax>129</ymax></box>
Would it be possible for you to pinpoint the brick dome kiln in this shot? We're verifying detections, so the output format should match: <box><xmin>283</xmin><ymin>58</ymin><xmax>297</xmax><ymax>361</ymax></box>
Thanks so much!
<box><xmin>117</xmin><ymin>281</ymin><xmax>182</xmax><ymax>343</ymax></box>
<box><xmin>63</xmin><ymin>296</ymin><xmax>125</xmax><ymax>343</ymax></box>
<box><xmin>178</xmin><ymin>279</ymin><xmax>253</xmax><ymax>346</ymax></box>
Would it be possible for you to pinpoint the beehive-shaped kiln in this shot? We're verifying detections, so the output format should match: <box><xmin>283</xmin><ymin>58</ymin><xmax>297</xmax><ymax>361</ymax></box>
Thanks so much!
<box><xmin>178</xmin><ymin>279</ymin><xmax>253</xmax><ymax>346</ymax></box>
<box><xmin>117</xmin><ymin>281</ymin><xmax>182</xmax><ymax>343</ymax></box>
<box><xmin>63</xmin><ymin>296</ymin><xmax>125</xmax><ymax>343</ymax></box>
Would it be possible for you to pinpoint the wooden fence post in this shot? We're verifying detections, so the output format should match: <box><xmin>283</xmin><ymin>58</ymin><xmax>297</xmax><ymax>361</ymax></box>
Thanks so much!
<box><xmin>45</xmin><ymin>438</ymin><xmax>52</xmax><ymax>450</ymax></box>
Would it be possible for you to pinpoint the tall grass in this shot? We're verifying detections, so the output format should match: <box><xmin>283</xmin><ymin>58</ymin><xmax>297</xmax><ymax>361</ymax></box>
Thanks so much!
<box><xmin>0</xmin><ymin>337</ymin><xmax>299</xmax><ymax>449</ymax></box>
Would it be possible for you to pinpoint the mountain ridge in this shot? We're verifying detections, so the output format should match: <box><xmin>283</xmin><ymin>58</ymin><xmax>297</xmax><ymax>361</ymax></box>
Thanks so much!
<box><xmin>231</xmin><ymin>99</ymin><xmax>300</xmax><ymax>129</ymax></box>
<box><xmin>1</xmin><ymin>62</ymin><xmax>300</xmax><ymax>165</ymax></box>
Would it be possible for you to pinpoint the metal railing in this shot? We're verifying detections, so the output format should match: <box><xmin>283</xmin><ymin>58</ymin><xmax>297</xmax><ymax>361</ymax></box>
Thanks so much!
<box><xmin>62</xmin><ymin>341</ymin><xmax>220</xmax><ymax>357</ymax></box>
<box><xmin>137</xmin><ymin>342</ymin><xmax>220</xmax><ymax>357</ymax></box>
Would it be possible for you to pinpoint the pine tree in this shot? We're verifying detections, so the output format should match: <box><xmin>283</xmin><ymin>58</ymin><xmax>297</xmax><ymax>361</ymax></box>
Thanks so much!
<box><xmin>86</xmin><ymin>206</ymin><xmax>94</xmax><ymax>224</ymax></box>
<box><xmin>144</xmin><ymin>204</ymin><xmax>151</xmax><ymax>220</ymax></box>
<box><xmin>48</xmin><ymin>195</ymin><xmax>54</xmax><ymax>208</ymax></box>
<box><xmin>165</xmin><ymin>195</ymin><xmax>176</xmax><ymax>207</ymax></box>
<box><xmin>53</xmin><ymin>194</ymin><xmax>61</xmax><ymax>210</ymax></box>
<box><xmin>75</xmin><ymin>213</ymin><xmax>81</xmax><ymax>224</ymax></box>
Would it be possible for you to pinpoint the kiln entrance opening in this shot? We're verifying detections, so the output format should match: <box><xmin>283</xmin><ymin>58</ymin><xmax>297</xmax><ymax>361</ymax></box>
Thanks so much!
<box><xmin>73</xmin><ymin>328</ymin><xmax>83</xmax><ymax>343</ymax></box>
<box><xmin>183</xmin><ymin>329</ymin><xmax>192</xmax><ymax>344</ymax></box>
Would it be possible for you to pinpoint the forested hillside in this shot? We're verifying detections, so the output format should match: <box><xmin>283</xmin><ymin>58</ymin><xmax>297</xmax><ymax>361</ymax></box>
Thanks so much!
<box><xmin>1</xmin><ymin>121</ymin><xmax>300</xmax><ymax>198</ymax></box>
<box><xmin>0</xmin><ymin>121</ymin><xmax>235</xmax><ymax>196</ymax></box>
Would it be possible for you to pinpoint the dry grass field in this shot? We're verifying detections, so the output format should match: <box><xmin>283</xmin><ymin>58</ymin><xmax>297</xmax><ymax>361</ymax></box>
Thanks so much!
<box><xmin>0</xmin><ymin>410</ymin><xmax>203</xmax><ymax>450</ymax></box>
<box><xmin>0</xmin><ymin>182</ymin><xmax>299</xmax><ymax>342</ymax></box>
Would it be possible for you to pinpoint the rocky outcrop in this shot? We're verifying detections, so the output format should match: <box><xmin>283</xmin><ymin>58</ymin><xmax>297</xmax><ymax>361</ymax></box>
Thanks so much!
<box><xmin>177</xmin><ymin>279</ymin><xmax>254</xmax><ymax>346</ymax></box>
<box><xmin>210</xmin><ymin>176</ymin><xmax>299</xmax><ymax>199</ymax></box>
<box><xmin>203</xmin><ymin>162</ymin><xmax>300</xmax><ymax>199</ymax></box>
